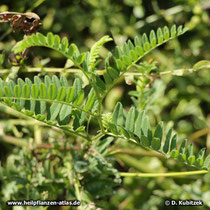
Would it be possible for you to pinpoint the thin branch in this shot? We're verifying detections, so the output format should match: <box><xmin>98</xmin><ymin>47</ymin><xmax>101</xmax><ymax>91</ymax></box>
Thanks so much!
<box><xmin>109</xmin><ymin>149</ymin><xmax>166</xmax><ymax>158</ymax></box>
<box><xmin>190</xmin><ymin>128</ymin><xmax>210</xmax><ymax>141</ymax></box>
<box><xmin>0</xmin><ymin>67</ymin><xmax>197</xmax><ymax>76</ymax></box>
<box><xmin>120</xmin><ymin>170</ymin><xmax>209</xmax><ymax>178</ymax></box>
<box><xmin>0</xmin><ymin>102</ymin><xmax>90</xmax><ymax>141</ymax></box>
<box><xmin>0</xmin><ymin>134</ymin><xmax>28</xmax><ymax>147</ymax></box>
<box><xmin>0</xmin><ymin>119</ymin><xmax>44</xmax><ymax>126</ymax></box>
<box><xmin>0</xmin><ymin>97</ymin><xmax>96</xmax><ymax>118</ymax></box>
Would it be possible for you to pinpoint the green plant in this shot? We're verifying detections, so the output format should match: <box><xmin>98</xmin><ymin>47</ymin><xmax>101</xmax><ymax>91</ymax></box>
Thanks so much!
<box><xmin>0</xmin><ymin>24</ymin><xmax>209</xmax><ymax>208</ymax></box>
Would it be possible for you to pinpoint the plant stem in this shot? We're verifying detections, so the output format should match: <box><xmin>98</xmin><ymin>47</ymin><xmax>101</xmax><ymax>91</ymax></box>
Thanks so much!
<box><xmin>120</xmin><ymin>170</ymin><xmax>209</xmax><ymax>177</ymax></box>
<box><xmin>74</xmin><ymin>64</ymin><xmax>105</xmax><ymax>134</ymax></box>
<box><xmin>0</xmin><ymin>119</ymin><xmax>38</xmax><ymax>125</ymax></box>
<box><xmin>0</xmin><ymin>67</ymin><xmax>198</xmax><ymax>75</ymax></box>
<box><xmin>190</xmin><ymin>128</ymin><xmax>210</xmax><ymax>141</ymax></box>
<box><xmin>73</xmin><ymin>175</ymin><xmax>82</xmax><ymax>208</ymax></box>
<box><xmin>109</xmin><ymin>149</ymin><xmax>166</xmax><ymax>158</ymax></box>
<box><xmin>74</xmin><ymin>179</ymin><xmax>81</xmax><ymax>201</ymax></box>
<box><xmin>0</xmin><ymin>134</ymin><xmax>28</xmax><ymax>147</ymax></box>
<box><xmin>27</xmin><ymin>0</ymin><xmax>46</xmax><ymax>12</ymax></box>
<box><xmin>92</xmin><ymin>132</ymin><xmax>105</xmax><ymax>141</ymax></box>
<box><xmin>0</xmin><ymin>97</ymin><xmax>96</xmax><ymax>117</ymax></box>
<box><xmin>1</xmin><ymin>102</ymin><xmax>89</xmax><ymax>141</ymax></box>
<box><xmin>0</xmin><ymin>103</ymin><xmax>32</xmax><ymax>119</ymax></box>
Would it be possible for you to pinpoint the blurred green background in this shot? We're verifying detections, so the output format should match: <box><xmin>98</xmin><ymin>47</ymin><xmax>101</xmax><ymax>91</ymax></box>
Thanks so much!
<box><xmin>0</xmin><ymin>0</ymin><xmax>210</xmax><ymax>209</ymax></box>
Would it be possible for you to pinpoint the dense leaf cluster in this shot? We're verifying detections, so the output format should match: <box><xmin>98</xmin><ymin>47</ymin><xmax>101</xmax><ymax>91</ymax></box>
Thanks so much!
<box><xmin>0</xmin><ymin>25</ymin><xmax>209</xmax><ymax>170</ymax></box>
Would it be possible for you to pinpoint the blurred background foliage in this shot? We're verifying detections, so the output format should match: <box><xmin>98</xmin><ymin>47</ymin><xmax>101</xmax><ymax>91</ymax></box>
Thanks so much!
<box><xmin>0</xmin><ymin>0</ymin><xmax>210</xmax><ymax>209</ymax></box>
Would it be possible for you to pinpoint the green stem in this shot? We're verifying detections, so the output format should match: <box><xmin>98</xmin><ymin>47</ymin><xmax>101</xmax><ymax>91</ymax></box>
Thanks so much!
<box><xmin>0</xmin><ymin>119</ymin><xmax>44</xmax><ymax>125</ymax></box>
<box><xmin>73</xmin><ymin>176</ymin><xmax>82</xmax><ymax>207</ymax></box>
<box><xmin>75</xmin><ymin>65</ymin><xmax>105</xmax><ymax>133</ymax></box>
<box><xmin>0</xmin><ymin>67</ymin><xmax>198</xmax><ymax>75</ymax></box>
<box><xmin>27</xmin><ymin>0</ymin><xmax>47</xmax><ymax>12</ymax></box>
<box><xmin>1</xmin><ymin>97</ymin><xmax>96</xmax><ymax>118</ymax></box>
<box><xmin>47</xmin><ymin>123</ymin><xmax>89</xmax><ymax>141</ymax></box>
<box><xmin>74</xmin><ymin>179</ymin><xmax>81</xmax><ymax>201</ymax></box>
<box><xmin>120</xmin><ymin>170</ymin><xmax>209</xmax><ymax>178</ymax></box>
<box><xmin>0</xmin><ymin>103</ymin><xmax>31</xmax><ymax>119</ymax></box>
<box><xmin>0</xmin><ymin>28</ymin><xmax>12</xmax><ymax>41</ymax></box>
<box><xmin>106</xmin><ymin>132</ymin><xmax>139</xmax><ymax>145</ymax></box>
<box><xmin>0</xmin><ymin>134</ymin><xmax>28</xmax><ymax>147</ymax></box>
<box><xmin>0</xmin><ymin>67</ymin><xmax>97</xmax><ymax>74</ymax></box>
<box><xmin>97</xmin><ymin>113</ymin><xmax>105</xmax><ymax>134</ymax></box>
<box><xmin>92</xmin><ymin>132</ymin><xmax>105</xmax><ymax>141</ymax></box>
<box><xmin>109</xmin><ymin>149</ymin><xmax>166</xmax><ymax>158</ymax></box>
<box><xmin>1</xmin><ymin>102</ymin><xmax>89</xmax><ymax>141</ymax></box>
